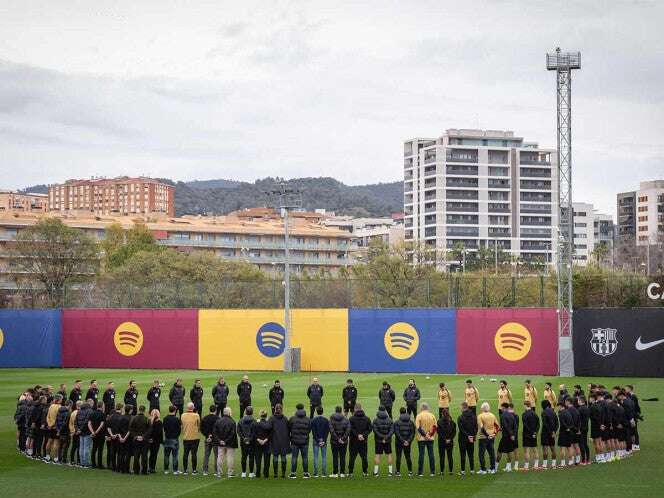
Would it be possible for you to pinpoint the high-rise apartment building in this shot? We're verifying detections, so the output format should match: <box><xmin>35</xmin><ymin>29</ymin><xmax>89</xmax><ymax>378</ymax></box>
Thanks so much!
<box><xmin>48</xmin><ymin>177</ymin><xmax>175</xmax><ymax>217</ymax></box>
<box><xmin>571</xmin><ymin>202</ymin><xmax>614</xmax><ymax>266</ymax></box>
<box><xmin>617</xmin><ymin>180</ymin><xmax>664</xmax><ymax>247</ymax></box>
<box><xmin>0</xmin><ymin>190</ymin><xmax>48</xmax><ymax>213</ymax></box>
<box><xmin>404</xmin><ymin>129</ymin><xmax>558</xmax><ymax>266</ymax></box>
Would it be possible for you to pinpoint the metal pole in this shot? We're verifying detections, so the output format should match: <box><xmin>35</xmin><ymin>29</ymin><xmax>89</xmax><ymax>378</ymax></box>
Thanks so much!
<box><xmin>283</xmin><ymin>207</ymin><xmax>292</xmax><ymax>372</ymax></box>
<box><xmin>494</xmin><ymin>239</ymin><xmax>498</xmax><ymax>275</ymax></box>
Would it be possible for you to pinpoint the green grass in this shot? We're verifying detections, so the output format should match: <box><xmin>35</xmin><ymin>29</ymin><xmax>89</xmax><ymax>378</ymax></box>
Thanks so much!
<box><xmin>1</xmin><ymin>369</ymin><xmax>662</xmax><ymax>497</ymax></box>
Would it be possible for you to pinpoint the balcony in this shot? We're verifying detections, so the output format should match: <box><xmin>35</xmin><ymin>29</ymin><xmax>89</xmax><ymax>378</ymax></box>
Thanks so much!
<box><xmin>488</xmin><ymin>167</ymin><xmax>509</xmax><ymax>177</ymax></box>
<box><xmin>424</xmin><ymin>205</ymin><xmax>437</xmax><ymax>213</ymax></box>
<box><xmin>520</xmin><ymin>180</ymin><xmax>551</xmax><ymax>190</ymax></box>
<box><xmin>488</xmin><ymin>227</ymin><xmax>511</xmax><ymax>237</ymax></box>
<box><xmin>521</xmin><ymin>241</ymin><xmax>551</xmax><ymax>251</ymax></box>
<box><xmin>446</xmin><ymin>149</ymin><xmax>478</xmax><ymax>163</ymax></box>
<box><xmin>447</xmin><ymin>178</ymin><xmax>478</xmax><ymax>188</ymax></box>
<box><xmin>489</xmin><ymin>191</ymin><xmax>509</xmax><ymax>201</ymax></box>
<box><xmin>424</xmin><ymin>192</ymin><xmax>437</xmax><ymax>201</ymax></box>
<box><xmin>446</xmin><ymin>202</ymin><xmax>479</xmax><ymax>212</ymax></box>
<box><xmin>446</xmin><ymin>239</ymin><xmax>478</xmax><ymax>249</ymax></box>
<box><xmin>446</xmin><ymin>215</ymin><xmax>479</xmax><ymax>225</ymax></box>
<box><xmin>487</xmin><ymin>179</ymin><xmax>510</xmax><ymax>189</ymax></box>
<box><xmin>424</xmin><ymin>150</ymin><xmax>437</xmax><ymax>164</ymax></box>
<box><xmin>488</xmin><ymin>151</ymin><xmax>509</xmax><ymax>164</ymax></box>
<box><xmin>446</xmin><ymin>227</ymin><xmax>479</xmax><ymax>237</ymax></box>
<box><xmin>158</xmin><ymin>238</ymin><xmax>349</xmax><ymax>252</ymax></box>
<box><xmin>520</xmin><ymin>193</ymin><xmax>551</xmax><ymax>202</ymax></box>
<box><xmin>446</xmin><ymin>165</ymin><xmax>478</xmax><ymax>176</ymax></box>
<box><xmin>424</xmin><ymin>166</ymin><xmax>437</xmax><ymax>177</ymax></box>
<box><xmin>404</xmin><ymin>172</ymin><xmax>413</xmax><ymax>181</ymax></box>
<box><xmin>520</xmin><ymin>217</ymin><xmax>552</xmax><ymax>226</ymax></box>
<box><xmin>446</xmin><ymin>190</ymin><xmax>478</xmax><ymax>200</ymax></box>
<box><xmin>404</xmin><ymin>158</ymin><xmax>413</xmax><ymax>168</ymax></box>
<box><xmin>520</xmin><ymin>204</ymin><xmax>551</xmax><ymax>214</ymax></box>
<box><xmin>520</xmin><ymin>168</ymin><xmax>551</xmax><ymax>178</ymax></box>
<box><xmin>521</xmin><ymin>229</ymin><xmax>552</xmax><ymax>238</ymax></box>
<box><xmin>488</xmin><ymin>203</ymin><xmax>510</xmax><ymax>213</ymax></box>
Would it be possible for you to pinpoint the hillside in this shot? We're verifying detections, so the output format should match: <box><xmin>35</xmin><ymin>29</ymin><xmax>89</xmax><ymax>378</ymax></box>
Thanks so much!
<box><xmin>21</xmin><ymin>177</ymin><xmax>404</xmax><ymax>217</ymax></box>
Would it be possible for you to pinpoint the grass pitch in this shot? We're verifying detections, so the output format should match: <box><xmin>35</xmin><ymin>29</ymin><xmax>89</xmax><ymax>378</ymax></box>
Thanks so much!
<box><xmin>1</xmin><ymin>369</ymin><xmax>662</xmax><ymax>497</ymax></box>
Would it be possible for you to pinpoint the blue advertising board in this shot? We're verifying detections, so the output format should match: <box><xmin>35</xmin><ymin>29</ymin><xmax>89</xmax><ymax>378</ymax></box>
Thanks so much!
<box><xmin>0</xmin><ymin>309</ymin><xmax>62</xmax><ymax>367</ymax></box>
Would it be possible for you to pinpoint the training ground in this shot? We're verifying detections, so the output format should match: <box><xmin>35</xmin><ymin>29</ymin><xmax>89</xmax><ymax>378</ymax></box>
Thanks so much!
<box><xmin>1</xmin><ymin>370</ymin><xmax>662</xmax><ymax>498</ymax></box>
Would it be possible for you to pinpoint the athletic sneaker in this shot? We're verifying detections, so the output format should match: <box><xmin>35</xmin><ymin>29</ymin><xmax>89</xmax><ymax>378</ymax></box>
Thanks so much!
<box><xmin>340</xmin><ymin>473</ymin><xmax>346</xmax><ymax>478</ymax></box>
<box><xmin>373</xmin><ymin>472</ymin><xmax>379</xmax><ymax>477</ymax></box>
<box><xmin>458</xmin><ymin>471</ymin><xmax>465</xmax><ymax>476</ymax></box>
<box><xmin>303</xmin><ymin>473</ymin><xmax>311</xmax><ymax>479</ymax></box>
<box><xmin>477</xmin><ymin>470</ymin><xmax>487</xmax><ymax>475</ymax></box>
<box><xmin>192</xmin><ymin>471</ymin><xmax>198</xmax><ymax>475</ymax></box>
<box><xmin>202</xmin><ymin>472</ymin><xmax>208</xmax><ymax>476</ymax></box>
<box><xmin>164</xmin><ymin>471</ymin><xmax>170</xmax><ymax>475</ymax></box>
<box><xmin>394</xmin><ymin>472</ymin><xmax>401</xmax><ymax>477</ymax></box>
<box><xmin>241</xmin><ymin>472</ymin><xmax>247</xmax><ymax>478</ymax></box>
<box><xmin>408</xmin><ymin>472</ymin><xmax>413</xmax><ymax>477</ymax></box>
<box><xmin>330</xmin><ymin>474</ymin><xmax>338</xmax><ymax>478</ymax></box>
<box><xmin>289</xmin><ymin>473</ymin><xmax>297</xmax><ymax>479</ymax></box>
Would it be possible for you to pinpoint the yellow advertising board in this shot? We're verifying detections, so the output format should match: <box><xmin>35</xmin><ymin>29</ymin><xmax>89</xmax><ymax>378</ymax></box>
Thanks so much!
<box><xmin>198</xmin><ymin>309</ymin><xmax>348</xmax><ymax>371</ymax></box>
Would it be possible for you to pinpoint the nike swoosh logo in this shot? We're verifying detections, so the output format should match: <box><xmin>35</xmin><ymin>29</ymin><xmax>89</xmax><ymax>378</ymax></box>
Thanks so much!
<box><xmin>635</xmin><ymin>336</ymin><xmax>664</xmax><ymax>351</ymax></box>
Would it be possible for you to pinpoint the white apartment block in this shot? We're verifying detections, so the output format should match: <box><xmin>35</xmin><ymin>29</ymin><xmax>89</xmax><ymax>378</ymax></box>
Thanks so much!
<box><xmin>403</xmin><ymin>129</ymin><xmax>558</xmax><ymax>266</ymax></box>
<box><xmin>572</xmin><ymin>202</ymin><xmax>614</xmax><ymax>266</ymax></box>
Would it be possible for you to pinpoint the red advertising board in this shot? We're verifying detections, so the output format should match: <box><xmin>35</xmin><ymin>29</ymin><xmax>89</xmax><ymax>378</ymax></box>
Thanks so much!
<box><xmin>456</xmin><ymin>308</ymin><xmax>558</xmax><ymax>375</ymax></box>
<box><xmin>62</xmin><ymin>309</ymin><xmax>198</xmax><ymax>369</ymax></box>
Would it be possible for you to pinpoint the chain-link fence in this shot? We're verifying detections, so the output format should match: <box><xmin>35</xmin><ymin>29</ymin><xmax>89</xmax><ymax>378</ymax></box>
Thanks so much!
<box><xmin>2</xmin><ymin>274</ymin><xmax>663</xmax><ymax>309</ymax></box>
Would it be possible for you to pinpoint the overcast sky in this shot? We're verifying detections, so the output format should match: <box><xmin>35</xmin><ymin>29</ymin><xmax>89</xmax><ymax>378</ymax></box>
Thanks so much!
<box><xmin>1</xmin><ymin>0</ymin><xmax>663</xmax><ymax>215</ymax></box>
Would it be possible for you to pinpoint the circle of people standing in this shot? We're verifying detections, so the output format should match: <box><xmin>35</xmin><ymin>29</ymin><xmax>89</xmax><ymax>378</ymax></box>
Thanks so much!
<box><xmin>14</xmin><ymin>376</ymin><xmax>642</xmax><ymax>479</ymax></box>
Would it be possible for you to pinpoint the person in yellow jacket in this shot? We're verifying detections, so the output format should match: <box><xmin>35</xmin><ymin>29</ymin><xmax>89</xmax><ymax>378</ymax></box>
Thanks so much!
<box><xmin>476</xmin><ymin>402</ymin><xmax>498</xmax><ymax>474</ymax></box>
<box><xmin>543</xmin><ymin>382</ymin><xmax>557</xmax><ymax>407</ymax></box>
<box><xmin>45</xmin><ymin>395</ymin><xmax>62</xmax><ymax>462</ymax></box>
<box><xmin>69</xmin><ymin>400</ymin><xmax>81</xmax><ymax>465</ymax></box>
<box><xmin>464</xmin><ymin>380</ymin><xmax>480</xmax><ymax>415</ymax></box>
<box><xmin>181</xmin><ymin>402</ymin><xmax>201</xmax><ymax>474</ymax></box>
<box><xmin>438</xmin><ymin>382</ymin><xmax>452</xmax><ymax>419</ymax></box>
<box><xmin>497</xmin><ymin>381</ymin><xmax>512</xmax><ymax>414</ymax></box>
<box><xmin>524</xmin><ymin>380</ymin><xmax>538</xmax><ymax>407</ymax></box>
<box><xmin>415</xmin><ymin>403</ymin><xmax>437</xmax><ymax>476</ymax></box>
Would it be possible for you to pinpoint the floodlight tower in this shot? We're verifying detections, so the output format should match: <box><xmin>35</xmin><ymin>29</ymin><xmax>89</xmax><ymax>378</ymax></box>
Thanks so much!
<box><xmin>266</xmin><ymin>182</ymin><xmax>303</xmax><ymax>372</ymax></box>
<box><xmin>547</xmin><ymin>48</ymin><xmax>581</xmax><ymax>376</ymax></box>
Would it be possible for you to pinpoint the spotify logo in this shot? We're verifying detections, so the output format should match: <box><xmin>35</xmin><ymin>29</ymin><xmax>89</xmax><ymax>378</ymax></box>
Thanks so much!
<box><xmin>494</xmin><ymin>322</ymin><xmax>532</xmax><ymax>362</ymax></box>
<box><xmin>113</xmin><ymin>322</ymin><xmax>144</xmax><ymax>357</ymax></box>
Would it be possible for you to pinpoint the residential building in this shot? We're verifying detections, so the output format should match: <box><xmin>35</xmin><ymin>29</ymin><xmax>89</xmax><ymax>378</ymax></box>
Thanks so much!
<box><xmin>0</xmin><ymin>210</ymin><xmax>352</xmax><ymax>289</ymax></box>
<box><xmin>48</xmin><ymin>177</ymin><xmax>175</xmax><ymax>217</ymax></box>
<box><xmin>323</xmin><ymin>215</ymin><xmax>404</xmax><ymax>261</ymax></box>
<box><xmin>404</xmin><ymin>128</ymin><xmax>558</xmax><ymax>267</ymax></box>
<box><xmin>0</xmin><ymin>190</ymin><xmax>48</xmax><ymax>213</ymax></box>
<box><xmin>570</xmin><ymin>202</ymin><xmax>614</xmax><ymax>266</ymax></box>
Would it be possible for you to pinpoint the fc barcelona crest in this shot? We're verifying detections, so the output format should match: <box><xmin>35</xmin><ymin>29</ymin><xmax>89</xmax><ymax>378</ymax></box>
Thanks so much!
<box><xmin>590</xmin><ymin>328</ymin><xmax>618</xmax><ymax>357</ymax></box>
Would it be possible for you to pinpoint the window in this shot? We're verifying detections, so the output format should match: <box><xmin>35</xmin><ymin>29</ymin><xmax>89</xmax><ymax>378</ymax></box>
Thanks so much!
<box><xmin>574</xmin><ymin>223</ymin><xmax>587</xmax><ymax>227</ymax></box>
<box><xmin>638</xmin><ymin>206</ymin><xmax>648</xmax><ymax>212</ymax></box>
<box><xmin>638</xmin><ymin>216</ymin><xmax>648</xmax><ymax>222</ymax></box>
<box><xmin>638</xmin><ymin>195</ymin><xmax>648</xmax><ymax>202</ymax></box>
<box><xmin>404</xmin><ymin>142</ymin><xmax>413</xmax><ymax>156</ymax></box>
<box><xmin>638</xmin><ymin>226</ymin><xmax>649</xmax><ymax>232</ymax></box>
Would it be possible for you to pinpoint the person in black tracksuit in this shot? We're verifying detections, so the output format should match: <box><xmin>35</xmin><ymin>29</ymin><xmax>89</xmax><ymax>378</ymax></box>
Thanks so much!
<box><xmin>201</xmin><ymin>406</ymin><xmax>219</xmax><ymax>475</ymax></box>
<box><xmin>148</xmin><ymin>411</ymin><xmax>163</xmax><ymax>473</ymax></box>
<box><xmin>31</xmin><ymin>396</ymin><xmax>47</xmax><ymax>458</ymax></box>
<box><xmin>557</xmin><ymin>402</ymin><xmax>574</xmax><ymax>466</ymax></box>
<box><xmin>69</xmin><ymin>382</ymin><xmax>83</xmax><ymax>406</ymax></box>
<box><xmin>269</xmin><ymin>404</ymin><xmax>290</xmax><ymax>477</ymax></box>
<box><xmin>540</xmin><ymin>400</ymin><xmax>558</xmax><ymax>467</ymax></box>
<box><xmin>106</xmin><ymin>404</ymin><xmax>123</xmax><ymax>471</ymax></box>
<box><xmin>56</xmin><ymin>401</ymin><xmax>71</xmax><ymax>464</ymax></box>
<box><xmin>619</xmin><ymin>391</ymin><xmax>636</xmax><ymax>452</ymax></box>
<box><xmin>255</xmin><ymin>410</ymin><xmax>272</xmax><ymax>478</ymax></box>
<box><xmin>307</xmin><ymin>379</ymin><xmax>324</xmax><ymax>420</ymax></box>
<box><xmin>348</xmin><ymin>404</ymin><xmax>372</xmax><ymax>476</ymax></box>
<box><xmin>521</xmin><ymin>402</ymin><xmax>540</xmax><ymax>469</ymax></box>
<box><xmin>288</xmin><ymin>403</ymin><xmax>311</xmax><ymax>477</ymax></box>
<box><xmin>147</xmin><ymin>381</ymin><xmax>161</xmax><ymax>414</ymax></box>
<box><xmin>577</xmin><ymin>396</ymin><xmax>591</xmax><ymax>463</ymax></box>
<box><xmin>190</xmin><ymin>380</ymin><xmax>204</xmax><ymax>417</ymax></box>
<box><xmin>566</xmin><ymin>398</ymin><xmax>581</xmax><ymax>464</ymax></box>
<box><xmin>237</xmin><ymin>376</ymin><xmax>252</xmax><ymax>418</ymax></box>
<box><xmin>268</xmin><ymin>381</ymin><xmax>284</xmax><ymax>415</ymax></box>
<box><xmin>118</xmin><ymin>405</ymin><xmax>133</xmax><ymax>473</ymax></box>
<box><xmin>238</xmin><ymin>407</ymin><xmax>257</xmax><ymax>476</ymax></box>
<box><xmin>403</xmin><ymin>380</ymin><xmax>421</xmax><ymax>418</ymax></box>
<box><xmin>102</xmin><ymin>383</ymin><xmax>116</xmax><ymax>416</ymax></box>
<box><xmin>379</xmin><ymin>382</ymin><xmax>396</xmax><ymax>420</ymax></box>
<box><xmin>437</xmin><ymin>409</ymin><xmax>456</xmax><ymax>474</ymax></box>
<box><xmin>625</xmin><ymin>385</ymin><xmax>641</xmax><ymax>447</ymax></box>
<box><xmin>85</xmin><ymin>381</ymin><xmax>99</xmax><ymax>404</ymax></box>
<box><xmin>124</xmin><ymin>381</ymin><xmax>138</xmax><ymax>416</ymax></box>
<box><xmin>393</xmin><ymin>407</ymin><xmax>415</xmax><ymax>476</ymax></box>
<box><xmin>89</xmin><ymin>402</ymin><xmax>106</xmax><ymax>468</ymax></box>
<box><xmin>372</xmin><ymin>406</ymin><xmax>394</xmax><ymax>476</ymax></box>
<box><xmin>169</xmin><ymin>379</ymin><xmax>186</xmax><ymax>417</ymax></box>
<box><xmin>212</xmin><ymin>378</ymin><xmax>230</xmax><ymax>417</ymax></box>
<box><xmin>457</xmin><ymin>402</ymin><xmax>478</xmax><ymax>474</ymax></box>
<box><xmin>329</xmin><ymin>406</ymin><xmax>350</xmax><ymax>476</ymax></box>
<box><xmin>342</xmin><ymin>380</ymin><xmax>358</xmax><ymax>416</ymax></box>
<box><xmin>497</xmin><ymin>404</ymin><xmax>517</xmax><ymax>468</ymax></box>
<box><xmin>129</xmin><ymin>406</ymin><xmax>151</xmax><ymax>475</ymax></box>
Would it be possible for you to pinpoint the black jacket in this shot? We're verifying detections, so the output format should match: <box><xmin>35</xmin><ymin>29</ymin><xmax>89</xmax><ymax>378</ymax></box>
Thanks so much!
<box><xmin>212</xmin><ymin>383</ymin><xmax>229</xmax><ymax>405</ymax></box>
<box><xmin>69</xmin><ymin>388</ymin><xmax>82</xmax><ymax>405</ymax></box>
<box><xmin>147</xmin><ymin>387</ymin><xmax>161</xmax><ymax>410</ymax></box>
<box><xmin>118</xmin><ymin>414</ymin><xmax>131</xmax><ymax>438</ymax></box>
<box><xmin>611</xmin><ymin>402</ymin><xmax>626</xmax><ymax>428</ymax></box>
<box><xmin>342</xmin><ymin>385</ymin><xmax>358</xmax><ymax>403</ymax></box>
<box><xmin>269</xmin><ymin>413</ymin><xmax>290</xmax><ymax>453</ymax></box>
<box><xmin>394</xmin><ymin>413</ymin><xmax>416</xmax><ymax>445</ymax></box>
<box><xmin>568</xmin><ymin>405</ymin><xmax>581</xmax><ymax>432</ymax></box>
<box><xmin>163</xmin><ymin>414</ymin><xmax>181</xmax><ymax>440</ymax></box>
<box><xmin>107</xmin><ymin>412</ymin><xmax>123</xmax><ymax>437</ymax></box>
<box><xmin>329</xmin><ymin>412</ymin><xmax>350</xmax><ymax>445</ymax></box>
<box><xmin>237</xmin><ymin>382</ymin><xmax>252</xmax><ymax>403</ymax></box>
<box><xmin>201</xmin><ymin>414</ymin><xmax>219</xmax><ymax>438</ymax></box>
<box><xmin>169</xmin><ymin>384</ymin><xmax>185</xmax><ymax>406</ymax></box>
<box><xmin>85</xmin><ymin>387</ymin><xmax>99</xmax><ymax>402</ymax></box>
<box><xmin>628</xmin><ymin>392</ymin><xmax>641</xmax><ymax>416</ymax></box>
<box><xmin>238</xmin><ymin>416</ymin><xmax>257</xmax><ymax>446</ymax></box>
<box><xmin>542</xmin><ymin>407</ymin><xmax>559</xmax><ymax>434</ymax></box>
<box><xmin>255</xmin><ymin>418</ymin><xmax>272</xmax><ymax>443</ymax></box>
<box><xmin>150</xmin><ymin>419</ymin><xmax>163</xmax><ymax>445</ymax></box>
<box><xmin>124</xmin><ymin>387</ymin><xmax>138</xmax><ymax>407</ymax></box>
<box><xmin>578</xmin><ymin>405</ymin><xmax>591</xmax><ymax>432</ymax></box>
<box><xmin>590</xmin><ymin>401</ymin><xmax>605</xmax><ymax>427</ymax></box>
<box><xmin>522</xmin><ymin>409</ymin><xmax>540</xmax><ymax>438</ymax></box>
<box><xmin>307</xmin><ymin>385</ymin><xmax>324</xmax><ymax>406</ymax></box>
<box><xmin>621</xmin><ymin>397</ymin><xmax>636</xmax><ymax>423</ymax></box>
<box><xmin>129</xmin><ymin>413</ymin><xmax>150</xmax><ymax>439</ymax></box>
<box><xmin>457</xmin><ymin>409</ymin><xmax>478</xmax><ymax>441</ymax></box>
<box><xmin>403</xmin><ymin>386</ymin><xmax>421</xmax><ymax>404</ymax></box>
<box><xmin>214</xmin><ymin>415</ymin><xmax>238</xmax><ymax>448</ymax></box>
<box><xmin>349</xmin><ymin>409</ymin><xmax>372</xmax><ymax>443</ymax></box>
<box><xmin>379</xmin><ymin>387</ymin><xmax>396</xmax><ymax>408</ymax></box>
<box><xmin>102</xmin><ymin>389</ymin><xmax>116</xmax><ymax>414</ymax></box>
<box><xmin>14</xmin><ymin>400</ymin><xmax>29</xmax><ymax>427</ymax></box>
<box><xmin>437</xmin><ymin>417</ymin><xmax>457</xmax><ymax>444</ymax></box>
<box><xmin>558</xmin><ymin>408</ymin><xmax>574</xmax><ymax>433</ymax></box>
<box><xmin>75</xmin><ymin>404</ymin><xmax>92</xmax><ymax>435</ymax></box>
<box><xmin>288</xmin><ymin>409</ymin><xmax>311</xmax><ymax>446</ymax></box>
<box><xmin>500</xmin><ymin>411</ymin><xmax>518</xmax><ymax>438</ymax></box>
<box><xmin>372</xmin><ymin>410</ymin><xmax>393</xmax><ymax>441</ymax></box>
<box><xmin>269</xmin><ymin>386</ymin><xmax>284</xmax><ymax>406</ymax></box>
<box><xmin>56</xmin><ymin>406</ymin><xmax>71</xmax><ymax>433</ymax></box>
<box><xmin>190</xmin><ymin>386</ymin><xmax>204</xmax><ymax>407</ymax></box>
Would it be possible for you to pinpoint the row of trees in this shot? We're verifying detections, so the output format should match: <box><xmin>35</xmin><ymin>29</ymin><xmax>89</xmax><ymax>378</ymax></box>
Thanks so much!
<box><xmin>5</xmin><ymin>218</ymin><xmax>663</xmax><ymax>309</ymax></box>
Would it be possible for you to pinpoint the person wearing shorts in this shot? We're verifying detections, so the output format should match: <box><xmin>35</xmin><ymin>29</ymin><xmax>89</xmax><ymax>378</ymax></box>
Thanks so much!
<box><xmin>557</xmin><ymin>402</ymin><xmax>573</xmax><ymax>468</ymax></box>
<box><xmin>521</xmin><ymin>401</ymin><xmax>540</xmax><ymax>470</ymax></box>
<box><xmin>540</xmin><ymin>400</ymin><xmax>558</xmax><ymax>469</ymax></box>
<box><xmin>372</xmin><ymin>406</ymin><xmax>393</xmax><ymax>476</ymax></box>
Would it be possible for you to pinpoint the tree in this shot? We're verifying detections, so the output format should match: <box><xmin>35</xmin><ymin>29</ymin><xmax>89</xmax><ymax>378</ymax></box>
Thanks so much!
<box><xmin>591</xmin><ymin>241</ymin><xmax>610</xmax><ymax>267</ymax></box>
<box><xmin>11</xmin><ymin>218</ymin><xmax>99</xmax><ymax>306</ymax></box>
<box><xmin>101</xmin><ymin>222</ymin><xmax>162</xmax><ymax>270</ymax></box>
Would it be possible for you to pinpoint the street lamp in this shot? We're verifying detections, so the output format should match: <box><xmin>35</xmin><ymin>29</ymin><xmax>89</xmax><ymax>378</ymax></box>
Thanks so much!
<box><xmin>265</xmin><ymin>183</ymin><xmax>303</xmax><ymax>373</ymax></box>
